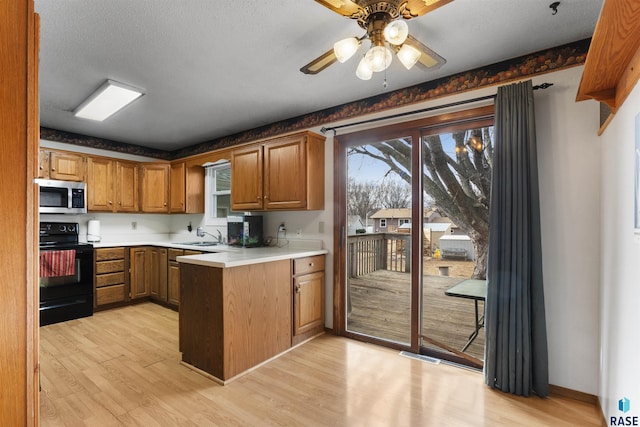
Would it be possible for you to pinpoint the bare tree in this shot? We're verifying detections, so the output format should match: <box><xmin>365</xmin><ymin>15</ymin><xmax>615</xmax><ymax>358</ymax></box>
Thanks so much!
<box><xmin>350</xmin><ymin>128</ymin><xmax>492</xmax><ymax>278</ymax></box>
<box><xmin>347</xmin><ymin>178</ymin><xmax>379</xmax><ymax>225</ymax></box>
<box><xmin>377</xmin><ymin>178</ymin><xmax>412</xmax><ymax>209</ymax></box>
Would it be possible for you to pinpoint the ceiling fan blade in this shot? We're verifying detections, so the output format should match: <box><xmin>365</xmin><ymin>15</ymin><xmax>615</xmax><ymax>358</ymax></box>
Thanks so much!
<box><xmin>312</xmin><ymin>0</ymin><xmax>361</xmax><ymax>18</ymax></box>
<box><xmin>300</xmin><ymin>48</ymin><xmax>339</xmax><ymax>74</ymax></box>
<box><xmin>402</xmin><ymin>34</ymin><xmax>446</xmax><ymax>70</ymax></box>
<box><xmin>403</xmin><ymin>0</ymin><xmax>454</xmax><ymax>18</ymax></box>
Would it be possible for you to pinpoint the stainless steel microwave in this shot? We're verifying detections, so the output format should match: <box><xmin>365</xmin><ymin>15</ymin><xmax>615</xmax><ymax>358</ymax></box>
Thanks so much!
<box><xmin>35</xmin><ymin>179</ymin><xmax>87</xmax><ymax>214</ymax></box>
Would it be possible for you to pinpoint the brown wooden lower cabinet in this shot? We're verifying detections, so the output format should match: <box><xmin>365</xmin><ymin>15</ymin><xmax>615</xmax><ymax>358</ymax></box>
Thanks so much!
<box><xmin>179</xmin><ymin>260</ymin><xmax>292</xmax><ymax>382</ymax></box>
<box><xmin>129</xmin><ymin>247</ymin><xmax>150</xmax><ymax>299</ymax></box>
<box><xmin>94</xmin><ymin>247</ymin><xmax>129</xmax><ymax>308</ymax></box>
<box><xmin>292</xmin><ymin>255</ymin><xmax>325</xmax><ymax>345</ymax></box>
<box><xmin>149</xmin><ymin>247</ymin><xmax>168</xmax><ymax>302</ymax></box>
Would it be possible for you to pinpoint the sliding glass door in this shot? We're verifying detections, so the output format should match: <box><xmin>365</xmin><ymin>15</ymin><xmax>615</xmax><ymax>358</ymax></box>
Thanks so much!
<box><xmin>345</xmin><ymin>137</ymin><xmax>413</xmax><ymax>346</ymax></box>
<box><xmin>419</xmin><ymin>124</ymin><xmax>493</xmax><ymax>367</ymax></box>
<box><xmin>336</xmin><ymin>106</ymin><xmax>494</xmax><ymax>366</ymax></box>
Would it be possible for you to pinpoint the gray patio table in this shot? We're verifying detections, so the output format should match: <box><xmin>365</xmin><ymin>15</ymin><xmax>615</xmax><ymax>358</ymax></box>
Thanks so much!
<box><xmin>444</xmin><ymin>279</ymin><xmax>487</xmax><ymax>352</ymax></box>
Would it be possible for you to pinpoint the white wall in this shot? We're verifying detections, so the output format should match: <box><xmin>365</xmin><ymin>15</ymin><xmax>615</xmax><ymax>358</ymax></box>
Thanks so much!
<box><xmin>534</xmin><ymin>67</ymin><xmax>601</xmax><ymax>394</ymax></box>
<box><xmin>598</xmin><ymin>77</ymin><xmax>640</xmax><ymax>420</ymax></box>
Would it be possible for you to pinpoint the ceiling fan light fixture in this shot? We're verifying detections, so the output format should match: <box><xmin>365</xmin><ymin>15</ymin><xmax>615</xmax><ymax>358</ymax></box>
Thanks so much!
<box><xmin>364</xmin><ymin>45</ymin><xmax>393</xmax><ymax>72</ymax></box>
<box><xmin>333</xmin><ymin>37</ymin><xmax>360</xmax><ymax>63</ymax></box>
<box><xmin>397</xmin><ymin>44</ymin><xmax>422</xmax><ymax>70</ymax></box>
<box><xmin>356</xmin><ymin>57</ymin><xmax>373</xmax><ymax>80</ymax></box>
<box><xmin>383</xmin><ymin>20</ymin><xmax>409</xmax><ymax>45</ymax></box>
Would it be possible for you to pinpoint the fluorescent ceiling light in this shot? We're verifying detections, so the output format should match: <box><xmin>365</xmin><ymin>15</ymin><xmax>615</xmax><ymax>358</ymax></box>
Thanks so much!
<box><xmin>74</xmin><ymin>79</ymin><xmax>144</xmax><ymax>121</ymax></box>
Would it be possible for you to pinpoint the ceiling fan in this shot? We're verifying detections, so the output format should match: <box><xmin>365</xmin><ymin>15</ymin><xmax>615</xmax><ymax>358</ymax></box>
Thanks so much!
<box><xmin>300</xmin><ymin>0</ymin><xmax>452</xmax><ymax>80</ymax></box>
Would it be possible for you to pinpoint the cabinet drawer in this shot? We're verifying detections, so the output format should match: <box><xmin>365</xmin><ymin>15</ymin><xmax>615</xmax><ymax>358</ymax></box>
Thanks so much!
<box><xmin>96</xmin><ymin>284</ymin><xmax>126</xmax><ymax>305</ymax></box>
<box><xmin>168</xmin><ymin>248</ymin><xmax>184</xmax><ymax>261</ymax></box>
<box><xmin>184</xmin><ymin>250</ymin><xmax>202</xmax><ymax>256</ymax></box>
<box><xmin>96</xmin><ymin>259</ymin><xmax>125</xmax><ymax>274</ymax></box>
<box><xmin>293</xmin><ymin>255</ymin><xmax>324</xmax><ymax>275</ymax></box>
<box><xmin>95</xmin><ymin>247</ymin><xmax>125</xmax><ymax>261</ymax></box>
<box><xmin>96</xmin><ymin>272</ymin><xmax>125</xmax><ymax>287</ymax></box>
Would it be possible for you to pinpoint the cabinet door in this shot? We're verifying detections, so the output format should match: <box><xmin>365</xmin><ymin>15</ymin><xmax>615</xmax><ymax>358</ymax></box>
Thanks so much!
<box><xmin>38</xmin><ymin>149</ymin><xmax>50</xmax><ymax>179</ymax></box>
<box><xmin>168</xmin><ymin>261</ymin><xmax>180</xmax><ymax>307</ymax></box>
<box><xmin>185</xmin><ymin>164</ymin><xmax>205</xmax><ymax>214</ymax></box>
<box><xmin>50</xmin><ymin>151</ymin><xmax>85</xmax><ymax>181</ymax></box>
<box><xmin>264</xmin><ymin>136</ymin><xmax>307</xmax><ymax>210</ymax></box>
<box><xmin>87</xmin><ymin>157</ymin><xmax>115</xmax><ymax>211</ymax></box>
<box><xmin>140</xmin><ymin>163</ymin><xmax>169</xmax><ymax>213</ymax></box>
<box><xmin>116</xmin><ymin>161</ymin><xmax>139</xmax><ymax>212</ymax></box>
<box><xmin>293</xmin><ymin>271</ymin><xmax>325</xmax><ymax>336</ymax></box>
<box><xmin>170</xmin><ymin>162</ymin><xmax>186</xmax><ymax>213</ymax></box>
<box><xmin>149</xmin><ymin>247</ymin><xmax>168</xmax><ymax>302</ymax></box>
<box><xmin>230</xmin><ymin>145</ymin><xmax>263</xmax><ymax>210</ymax></box>
<box><xmin>129</xmin><ymin>248</ymin><xmax>150</xmax><ymax>299</ymax></box>
<box><xmin>140</xmin><ymin>163</ymin><xmax>170</xmax><ymax>212</ymax></box>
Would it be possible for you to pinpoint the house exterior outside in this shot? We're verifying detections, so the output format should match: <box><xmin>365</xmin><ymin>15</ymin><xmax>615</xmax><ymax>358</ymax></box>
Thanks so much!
<box><xmin>370</xmin><ymin>208</ymin><xmax>445</xmax><ymax>232</ymax></box>
<box><xmin>370</xmin><ymin>208</ymin><xmax>411</xmax><ymax>232</ymax></box>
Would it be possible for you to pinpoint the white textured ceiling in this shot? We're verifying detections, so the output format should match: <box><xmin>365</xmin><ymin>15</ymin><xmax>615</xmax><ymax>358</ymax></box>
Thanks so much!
<box><xmin>35</xmin><ymin>0</ymin><xmax>603</xmax><ymax>151</ymax></box>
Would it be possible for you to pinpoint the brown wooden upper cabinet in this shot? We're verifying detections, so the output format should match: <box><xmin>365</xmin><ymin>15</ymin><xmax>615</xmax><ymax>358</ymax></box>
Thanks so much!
<box><xmin>38</xmin><ymin>149</ymin><xmax>85</xmax><ymax>181</ymax></box>
<box><xmin>140</xmin><ymin>163</ymin><xmax>170</xmax><ymax>213</ymax></box>
<box><xmin>170</xmin><ymin>161</ymin><xmax>204</xmax><ymax>214</ymax></box>
<box><xmin>230</xmin><ymin>131</ymin><xmax>325</xmax><ymax>211</ymax></box>
<box><xmin>86</xmin><ymin>156</ymin><xmax>139</xmax><ymax>212</ymax></box>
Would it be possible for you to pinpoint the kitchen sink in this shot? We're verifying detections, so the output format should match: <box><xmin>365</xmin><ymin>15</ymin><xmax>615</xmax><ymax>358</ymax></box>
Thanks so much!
<box><xmin>177</xmin><ymin>241</ymin><xmax>219</xmax><ymax>246</ymax></box>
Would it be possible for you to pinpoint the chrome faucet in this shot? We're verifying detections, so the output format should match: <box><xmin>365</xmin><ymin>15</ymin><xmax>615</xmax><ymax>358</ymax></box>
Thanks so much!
<box><xmin>196</xmin><ymin>227</ymin><xmax>224</xmax><ymax>243</ymax></box>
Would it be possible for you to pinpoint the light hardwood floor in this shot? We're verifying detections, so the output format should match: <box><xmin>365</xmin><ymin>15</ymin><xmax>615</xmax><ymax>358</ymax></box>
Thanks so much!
<box><xmin>39</xmin><ymin>303</ymin><xmax>601</xmax><ymax>426</ymax></box>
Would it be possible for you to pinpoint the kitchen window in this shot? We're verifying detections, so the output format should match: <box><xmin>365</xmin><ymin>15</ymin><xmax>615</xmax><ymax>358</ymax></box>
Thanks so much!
<box><xmin>204</xmin><ymin>161</ymin><xmax>232</xmax><ymax>225</ymax></box>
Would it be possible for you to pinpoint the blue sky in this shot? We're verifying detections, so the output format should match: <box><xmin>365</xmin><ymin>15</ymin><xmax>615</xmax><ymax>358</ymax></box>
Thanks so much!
<box><xmin>347</xmin><ymin>133</ymin><xmax>458</xmax><ymax>183</ymax></box>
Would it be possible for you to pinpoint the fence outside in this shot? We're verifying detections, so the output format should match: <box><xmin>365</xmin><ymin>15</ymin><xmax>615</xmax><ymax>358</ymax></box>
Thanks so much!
<box><xmin>347</xmin><ymin>233</ymin><xmax>411</xmax><ymax>277</ymax></box>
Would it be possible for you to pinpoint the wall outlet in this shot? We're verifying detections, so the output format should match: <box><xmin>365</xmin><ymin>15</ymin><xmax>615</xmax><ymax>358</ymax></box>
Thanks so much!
<box><xmin>296</xmin><ymin>228</ymin><xmax>302</xmax><ymax>238</ymax></box>
<box><xmin>131</xmin><ymin>221</ymin><xmax>137</xmax><ymax>230</ymax></box>
<box><xmin>278</xmin><ymin>223</ymin><xmax>286</xmax><ymax>232</ymax></box>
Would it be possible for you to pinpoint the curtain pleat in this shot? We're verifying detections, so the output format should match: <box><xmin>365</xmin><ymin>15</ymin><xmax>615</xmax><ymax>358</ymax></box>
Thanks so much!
<box><xmin>484</xmin><ymin>80</ymin><xmax>548</xmax><ymax>397</ymax></box>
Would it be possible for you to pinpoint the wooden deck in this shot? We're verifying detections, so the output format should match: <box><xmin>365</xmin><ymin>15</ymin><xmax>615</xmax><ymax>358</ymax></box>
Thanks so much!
<box><xmin>347</xmin><ymin>270</ymin><xmax>486</xmax><ymax>361</ymax></box>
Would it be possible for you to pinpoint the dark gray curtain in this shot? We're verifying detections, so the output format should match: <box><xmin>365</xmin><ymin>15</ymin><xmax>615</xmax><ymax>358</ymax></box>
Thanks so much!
<box><xmin>484</xmin><ymin>80</ymin><xmax>549</xmax><ymax>397</ymax></box>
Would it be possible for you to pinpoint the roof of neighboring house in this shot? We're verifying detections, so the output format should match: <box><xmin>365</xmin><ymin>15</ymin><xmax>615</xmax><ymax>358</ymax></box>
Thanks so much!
<box><xmin>423</xmin><ymin>223</ymin><xmax>452</xmax><ymax>232</ymax></box>
<box><xmin>370</xmin><ymin>208</ymin><xmax>412</xmax><ymax>219</ymax></box>
<box><xmin>399</xmin><ymin>223</ymin><xmax>451</xmax><ymax>232</ymax></box>
<box><xmin>440</xmin><ymin>235</ymin><xmax>471</xmax><ymax>241</ymax></box>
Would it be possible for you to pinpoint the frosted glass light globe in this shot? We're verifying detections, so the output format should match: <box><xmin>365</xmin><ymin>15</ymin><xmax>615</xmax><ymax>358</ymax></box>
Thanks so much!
<box><xmin>333</xmin><ymin>37</ymin><xmax>360</xmax><ymax>63</ymax></box>
<box><xmin>384</xmin><ymin>20</ymin><xmax>409</xmax><ymax>45</ymax></box>
<box><xmin>356</xmin><ymin>57</ymin><xmax>373</xmax><ymax>80</ymax></box>
<box><xmin>397</xmin><ymin>44</ymin><xmax>421</xmax><ymax>70</ymax></box>
<box><xmin>364</xmin><ymin>45</ymin><xmax>393</xmax><ymax>72</ymax></box>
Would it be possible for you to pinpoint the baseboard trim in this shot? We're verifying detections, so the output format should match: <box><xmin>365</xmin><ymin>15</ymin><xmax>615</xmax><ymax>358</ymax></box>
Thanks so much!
<box><xmin>549</xmin><ymin>384</ymin><xmax>598</xmax><ymax>405</ymax></box>
<box><xmin>550</xmin><ymin>385</ymin><xmax>605</xmax><ymax>426</ymax></box>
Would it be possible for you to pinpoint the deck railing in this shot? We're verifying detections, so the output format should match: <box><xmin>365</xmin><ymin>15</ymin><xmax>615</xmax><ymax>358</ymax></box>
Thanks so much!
<box><xmin>347</xmin><ymin>233</ymin><xmax>411</xmax><ymax>277</ymax></box>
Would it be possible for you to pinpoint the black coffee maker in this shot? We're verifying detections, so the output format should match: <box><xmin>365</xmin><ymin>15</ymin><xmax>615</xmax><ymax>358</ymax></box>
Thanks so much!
<box><xmin>227</xmin><ymin>215</ymin><xmax>264</xmax><ymax>247</ymax></box>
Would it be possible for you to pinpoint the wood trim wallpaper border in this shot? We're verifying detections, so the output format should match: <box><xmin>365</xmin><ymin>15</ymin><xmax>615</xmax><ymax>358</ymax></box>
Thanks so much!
<box><xmin>41</xmin><ymin>39</ymin><xmax>590</xmax><ymax>161</ymax></box>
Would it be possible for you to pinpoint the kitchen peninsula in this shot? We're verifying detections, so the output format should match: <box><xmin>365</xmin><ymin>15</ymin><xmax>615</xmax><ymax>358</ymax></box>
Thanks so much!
<box><xmin>177</xmin><ymin>247</ymin><xmax>327</xmax><ymax>384</ymax></box>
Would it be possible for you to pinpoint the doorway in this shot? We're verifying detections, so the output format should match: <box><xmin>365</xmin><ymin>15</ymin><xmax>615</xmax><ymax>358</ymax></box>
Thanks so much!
<box><xmin>335</xmin><ymin>106</ymin><xmax>494</xmax><ymax>366</ymax></box>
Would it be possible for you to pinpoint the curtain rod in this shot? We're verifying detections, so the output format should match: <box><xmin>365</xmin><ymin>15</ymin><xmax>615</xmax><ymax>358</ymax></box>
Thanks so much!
<box><xmin>320</xmin><ymin>82</ymin><xmax>553</xmax><ymax>135</ymax></box>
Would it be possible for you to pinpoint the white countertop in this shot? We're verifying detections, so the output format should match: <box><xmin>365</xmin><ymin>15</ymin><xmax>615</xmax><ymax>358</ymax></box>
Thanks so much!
<box><xmin>91</xmin><ymin>240</ymin><xmax>236</xmax><ymax>253</ymax></box>
<box><xmin>176</xmin><ymin>246</ymin><xmax>328</xmax><ymax>268</ymax></box>
<box><xmin>90</xmin><ymin>240</ymin><xmax>327</xmax><ymax>268</ymax></box>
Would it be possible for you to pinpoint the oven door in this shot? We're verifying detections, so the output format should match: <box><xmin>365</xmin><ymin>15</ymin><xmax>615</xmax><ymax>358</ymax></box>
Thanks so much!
<box><xmin>39</xmin><ymin>246</ymin><xmax>93</xmax><ymax>301</ymax></box>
